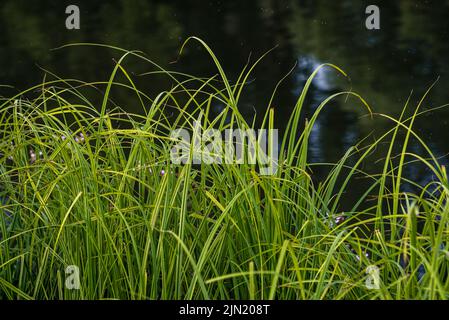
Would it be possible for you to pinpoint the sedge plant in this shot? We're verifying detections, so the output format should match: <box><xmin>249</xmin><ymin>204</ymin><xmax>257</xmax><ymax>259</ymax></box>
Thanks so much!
<box><xmin>0</xmin><ymin>38</ymin><xmax>448</xmax><ymax>300</ymax></box>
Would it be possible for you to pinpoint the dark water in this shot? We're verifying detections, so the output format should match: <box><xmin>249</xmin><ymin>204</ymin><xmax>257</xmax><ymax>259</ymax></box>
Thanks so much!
<box><xmin>1</xmin><ymin>0</ymin><xmax>449</xmax><ymax>206</ymax></box>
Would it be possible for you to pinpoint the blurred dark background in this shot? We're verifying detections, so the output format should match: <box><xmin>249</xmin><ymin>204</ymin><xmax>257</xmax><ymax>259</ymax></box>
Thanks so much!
<box><xmin>1</xmin><ymin>0</ymin><xmax>448</xmax><ymax>198</ymax></box>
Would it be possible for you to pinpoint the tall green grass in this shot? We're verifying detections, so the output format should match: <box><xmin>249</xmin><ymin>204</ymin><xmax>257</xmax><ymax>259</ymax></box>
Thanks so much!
<box><xmin>0</xmin><ymin>39</ymin><xmax>448</xmax><ymax>299</ymax></box>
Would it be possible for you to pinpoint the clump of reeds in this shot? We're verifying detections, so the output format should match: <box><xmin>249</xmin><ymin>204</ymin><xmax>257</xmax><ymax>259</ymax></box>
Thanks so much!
<box><xmin>0</xmin><ymin>39</ymin><xmax>448</xmax><ymax>299</ymax></box>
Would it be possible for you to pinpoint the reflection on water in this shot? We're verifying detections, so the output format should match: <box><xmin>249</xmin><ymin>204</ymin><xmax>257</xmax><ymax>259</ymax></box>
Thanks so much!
<box><xmin>1</xmin><ymin>0</ymin><xmax>448</xmax><ymax>207</ymax></box>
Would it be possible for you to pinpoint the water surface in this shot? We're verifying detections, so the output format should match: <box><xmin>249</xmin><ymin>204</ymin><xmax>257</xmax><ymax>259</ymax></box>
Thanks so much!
<box><xmin>1</xmin><ymin>0</ymin><xmax>448</xmax><ymax>207</ymax></box>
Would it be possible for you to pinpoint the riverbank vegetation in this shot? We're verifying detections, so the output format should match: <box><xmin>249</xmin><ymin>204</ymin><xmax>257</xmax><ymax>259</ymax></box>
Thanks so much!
<box><xmin>1</xmin><ymin>40</ymin><xmax>448</xmax><ymax>299</ymax></box>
